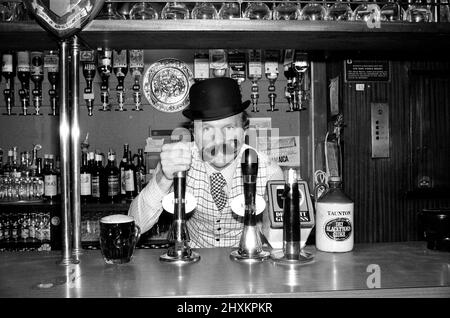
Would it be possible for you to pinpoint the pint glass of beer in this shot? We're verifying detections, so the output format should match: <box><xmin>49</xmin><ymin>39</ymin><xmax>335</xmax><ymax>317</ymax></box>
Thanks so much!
<box><xmin>99</xmin><ymin>214</ymin><xmax>141</xmax><ymax>264</ymax></box>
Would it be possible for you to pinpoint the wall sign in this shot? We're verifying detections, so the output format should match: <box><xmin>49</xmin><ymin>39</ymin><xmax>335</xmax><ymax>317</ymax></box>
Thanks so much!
<box><xmin>344</xmin><ymin>60</ymin><xmax>391</xmax><ymax>83</ymax></box>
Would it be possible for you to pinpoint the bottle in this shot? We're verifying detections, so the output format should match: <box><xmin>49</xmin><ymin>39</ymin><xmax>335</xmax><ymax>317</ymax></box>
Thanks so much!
<box><xmin>80</xmin><ymin>152</ymin><xmax>92</xmax><ymax>204</ymax></box>
<box><xmin>315</xmin><ymin>176</ymin><xmax>354</xmax><ymax>252</ymax></box>
<box><xmin>35</xmin><ymin>157</ymin><xmax>44</xmax><ymax>199</ymax></box>
<box><xmin>135</xmin><ymin>148</ymin><xmax>147</xmax><ymax>194</ymax></box>
<box><xmin>43</xmin><ymin>154</ymin><xmax>58</xmax><ymax>202</ymax></box>
<box><xmin>124</xmin><ymin>149</ymin><xmax>136</xmax><ymax>201</ymax></box>
<box><xmin>119</xmin><ymin>144</ymin><xmax>129</xmax><ymax>197</ymax></box>
<box><xmin>11</xmin><ymin>147</ymin><xmax>21</xmax><ymax>179</ymax></box>
<box><xmin>0</xmin><ymin>148</ymin><xmax>3</xmax><ymax>176</ymax></box>
<box><xmin>3</xmin><ymin>149</ymin><xmax>14</xmax><ymax>177</ymax></box>
<box><xmin>91</xmin><ymin>152</ymin><xmax>104</xmax><ymax>202</ymax></box>
<box><xmin>55</xmin><ymin>155</ymin><xmax>61</xmax><ymax>195</ymax></box>
<box><xmin>105</xmin><ymin>149</ymin><xmax>120</xmax><ymax>203</ymax></box>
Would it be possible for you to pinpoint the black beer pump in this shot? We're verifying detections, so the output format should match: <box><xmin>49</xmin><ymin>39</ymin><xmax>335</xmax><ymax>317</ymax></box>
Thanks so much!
<box><xmin>160</xmin><ymin>133</ymin><xmax>200</xmax><ymax>264</ymax></box>
<box><xmin>230</xmin><ymin>148</ymin><xmax>270</xmax><ymax>263</ymax></box>
<box><xmin>270</xmin><ymin>169</ymin><xmax>314</xmax><ymax>265</ymax></box>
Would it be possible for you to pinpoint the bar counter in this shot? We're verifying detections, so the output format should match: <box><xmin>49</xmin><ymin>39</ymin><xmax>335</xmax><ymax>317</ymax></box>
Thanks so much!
<box><xmin>0</xmin><ymin>242</ymin><xmax>449</xmax><ymax>298</ymax></box>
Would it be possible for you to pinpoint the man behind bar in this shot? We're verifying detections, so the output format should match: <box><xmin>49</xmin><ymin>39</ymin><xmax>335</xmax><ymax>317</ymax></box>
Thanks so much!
<box><xmin>128</xmin><ymin>77</ymin><xmax>284</xmax><ymax>248</ymax></box>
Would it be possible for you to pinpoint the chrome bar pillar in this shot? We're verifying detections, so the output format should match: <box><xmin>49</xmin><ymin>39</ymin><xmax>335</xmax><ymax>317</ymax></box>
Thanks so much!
<box><xmin>58</xmin><ymin>40</ymin><xmax>72</xmax><ymax>266</ymax></box>
<box><xmin>70</xmin><ymin>35</ymin><xmax>82</xmax><ymax>261</ymax></box>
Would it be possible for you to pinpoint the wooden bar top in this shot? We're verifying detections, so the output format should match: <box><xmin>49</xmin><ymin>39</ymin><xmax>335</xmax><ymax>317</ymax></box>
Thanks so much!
<box><xmin>0</xmin><ymin>241</ymin><xmax>449</xmax><ymax>298</ymax></box>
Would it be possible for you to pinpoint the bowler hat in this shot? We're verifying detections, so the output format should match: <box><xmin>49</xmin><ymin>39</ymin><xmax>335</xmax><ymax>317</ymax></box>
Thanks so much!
<box><xmin>182</xmin><ymin>77</ymin><xmax>250</xmax><ymax>121</ymax></box>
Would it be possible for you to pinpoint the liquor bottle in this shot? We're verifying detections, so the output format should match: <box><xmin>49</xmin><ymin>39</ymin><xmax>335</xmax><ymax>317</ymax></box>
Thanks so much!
<box><xmin>209</xmin><ymin>49</ymin><xmax>228</xmax><ymax>78</ymax></box>
<box><xmin>273</xmin><ymin>1</ymin><xmax>301</xmax><ymax>20</ymax></box>
<box><xmin>105</xmin><ymin>149</ymin><xmax>120</xmax><ymax>203</ymax></box>
<box><xmin>326</xmin><ymin>0</ymin><xmax>353</xmax><ymax>21</ymax></box>
<box><xmin>91</xmin><ymin>153</ymin><xmax>104</xmax><ymax>202</ymax></box>
<box><xmin>29</xmin><ymin>144</ymin><xmax>42</xmax><ymax>178</ymax></box>
<box><xmin>191</xmin><ymin>2</ymin><xmax>218</xmax><ymax>19</ymax></box>
<box><xmin>81</xmin><ymin>50</ymin><xmax>96</xmax><ymax>116</ymax></box>
<box><xmin>129</xmin><ymin>49</ymin><xmax>145</xmax><ymax>111</ymax></box>
<box><xmin>11</xmin><ymin>147</ymin><xmax>21</xmax><ymax>179</ymax></box>
<box><xmin>55</xmin><ymin>155</ymin><xmax>61</xmax><ymax>196</ymax></box>
<box><xmin>228</xmin><ymin>50</ymin><xmax>246</xmax><ymax>88</ymax></box>
<box><xmin>3</xmin><ymin>149</ymin><xmax>14</xmax><ymax>177</ymax></box>
<box><xmin>80</xmin><ymin>151</ymin><xmax>92</xmax><ymax>204</ymax></box>
<box><xmin>0</xmin><ymin>149</ymin><xmax>3</xmax><ymax>176</ymax></box>
<box><xmin>315</xmin><ymin>176</ymin><xmax>354</xmax><ymax>252</ymax></box>
<box><xmin>2</xmin><ymin>51</ymin><xmax>16</xmax><ymax>116</ymax></box>
<box><xmin>44</xmin><ymin>50</ymin><xmax>59</xmax><ymax>116</ymax></box>
<box><xmin>19</xmin><ymin>151</ymin><xmax>31</xmax><ymax>178</ymax></box>
<box><xmin>34</xmin><ymin>157</ymin><xmax>44</xmax><ymax>199</ymax></box>
<box><xmin>282</xmin><ymin>49</ymin><xmax>295</xmax><ymax>113</ymax></box>
<box><xmin>264</xmin><ymin>50</ymin><xmax>280</xmax><ymax>112</ymax></box>
<box><xmin>17</xmin><ymin>51</ymin><xmax>31</xmax><ymax>116</ymax></box>
<box><xmin>135</xmin><ymin>148</ymin><xmax>147</xmax><ymax>194</ymax></box>
<box><xmin>97</xmin><ymin>48</ymin><xmax>112</xmax><ymax>111</ymax></box>
<box><xmin>300</xmin><ymin>1</ymin><xmax>327</xmax><ymax>20</ymax></box>
<box><xmin>243</xmin><ymin>2</ymin><xmax>272</xmax><ymax>19</ymax></box>
<box><xmin>130</xmin><ymin>2</ymin><xmax>159</xmax><ymax>19</ymax></box>
<box><xmin>218</xmin><ymin>2</ymin><xmax>241</xmax><ymax>19</ymax></box>
<box><xmin>161</xmin><ymin>2</ymin><xmax>190</xmax><ymax>19</ymax></box>
<box><xmin>113</xmin><ymin>49</ymin><xmax>128</xmax><ymax>111</ymax></box>
<box><xmin>124</xmin><ymin>149</ymin><xmax>136</xmax><ymax>201</ymax></box>
<box><xmin>43</xmin><ymin>154</ymin><xmax>58</xmax><ymax>202</ymax></box>
<box><xmin>248</xmin><ymin>49</ymin><xmax>262</xmax><ymax>112</ymax></box>
<box><xmin>30</xmin><ymin>51</ymin><xmax>44</xmax><ymax>116</ymax></box>
<box><xmin>119</xmin><ymin>144</ymin><xmax>129</xmax><ymax>197</ymax></box>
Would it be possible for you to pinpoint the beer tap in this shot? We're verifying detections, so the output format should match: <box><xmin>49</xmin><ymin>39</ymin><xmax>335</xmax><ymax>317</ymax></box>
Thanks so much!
<box><xmin>2</xmin><ymin>51</ymin><xmax>16</xmax><ymax>116</ymax></box>
<box><xmin>113</xmin><ymin>49</ymin><xmax>128</xmax><ymax>111</ymax></box>
<box><xmin>160</xmin><ymin>132</ymin><xmax>200</xmax><ymax>264</ymax></box>
<box><xmin>44</xmin><ymin>51</ymin><xmax>59</xmax><ymax>116</ymax></box>
<box><xmin>30</xmin><ymin>51</ymin><xmax>44</xmax><ymax>116</ymax></box>
<box><xmin>17</xmin><ymin>51</ymin><xmax>31</xmax><ymax>116</ymax></box>
<box><xmin>97</xmin><ymin>48</ymin><xmax>112</xmax><ymax>111</ymax></box>
<box><xmin>248</xmin><ymin>49</ymin><xmax>262</xmax><ymax>113</ymax></box>
<box><xmin>129</xmin><ymin>49</ymin><xmax>144</xmax><ymax>111</ymax></box>
<box><xmin>264</xmin><ymin>50</ymin><xmax>280</xmax><ymax>112</ymax></box>
<box><xmin>230</xmin><ymin>148</ymin><xmax>270</xmax><ymax>263</ymax></box>
<box><xmin>81</xmin><ymin>50</ymin><xmax>96</xmax><ymax>116</ymax></box>
<box><xmin>270</xmin><ymin>169</ymin><xmax>314</xmax><ymax>265</ymax></box>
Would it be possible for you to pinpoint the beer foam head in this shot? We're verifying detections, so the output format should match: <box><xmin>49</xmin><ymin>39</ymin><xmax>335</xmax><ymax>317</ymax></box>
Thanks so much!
<box><xmin>100</xmin><ymin>214</ymin><xmax>134</xmax><ymax>224</ymax></box>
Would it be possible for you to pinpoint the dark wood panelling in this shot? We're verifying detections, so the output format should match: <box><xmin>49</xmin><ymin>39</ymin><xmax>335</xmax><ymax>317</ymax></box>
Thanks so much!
<box><xmin>333</xmin><ymin>61</ymin><xmax>450</xmax><ymax>243</ymax></box>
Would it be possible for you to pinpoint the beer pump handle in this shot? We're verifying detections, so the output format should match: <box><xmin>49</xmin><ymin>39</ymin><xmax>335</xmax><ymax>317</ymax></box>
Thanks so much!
<box><xmin>241</xmin><ymin>148</ymin><xmax>258</xmax><ymax>177</ymax></box>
